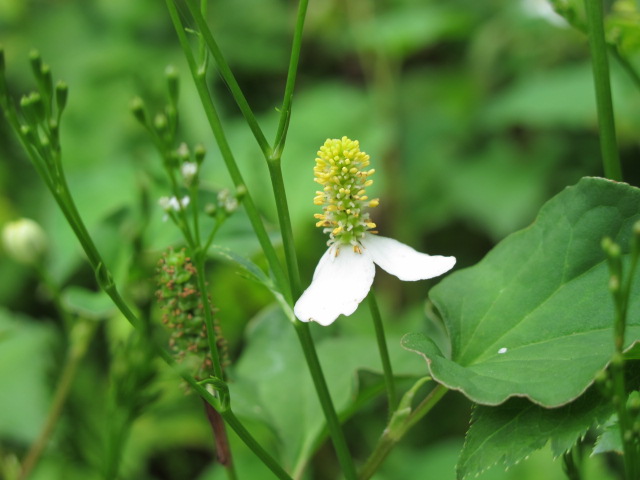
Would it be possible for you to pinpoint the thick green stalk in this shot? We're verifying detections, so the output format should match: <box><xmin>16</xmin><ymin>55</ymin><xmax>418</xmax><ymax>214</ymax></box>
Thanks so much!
<box><xmin>267</xmin><ymin>159</ymin><xmax>301</xmax><ymax>298</ymax></box>
<box><xmin>265</xmin><ymin>2</ymin><xmax>357</xmax><ymax>475</ymax></box>
<box><xmin>584</xmin><ymin>0</ymin><xmax>623</xmax><ymax>181</ymax></box>
<box><xmin>367</xmin><ymin>292</ymin><xmax>397</xmax><ymax>414</ymax></box>
<box><xmin>184</xmin><ymin>0</ymin><xmax>270</xmax><ymax>157</ymax></box>
<box><xmin>358</xmin><ymin>384</ymin><xmax>448</xmax><ymax>480</ymax></box>
<box><xmin>294</xmin><ymin>322</ymin><xmax>358</xmax><ymax>480</ymax></box>
<box><xmin>165</xmin><ymin>0</ymin><xmax>289</xmax><ymax>298</ymax></box>
<box><xmin>273</xmin><ymin>0</ymin><xmax>309</xmax><ymax>154</ymax></box>
<box><xmin>271</xmin><ymin>157</ymin><xmax>356</xmax><ymax>477</ymax></box>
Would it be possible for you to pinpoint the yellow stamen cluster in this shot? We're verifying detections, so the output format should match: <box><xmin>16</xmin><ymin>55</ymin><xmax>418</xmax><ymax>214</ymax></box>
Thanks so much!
<box><xmin>313</xmin><ymin>136</ymin><xmax>379</xmax><ymax>247</ymax></box>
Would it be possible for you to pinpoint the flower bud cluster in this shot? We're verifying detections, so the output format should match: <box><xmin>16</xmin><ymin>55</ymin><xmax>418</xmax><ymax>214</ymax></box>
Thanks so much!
<box><xmin>313</xmin><ymin>136</ymin><xmax>379</xmax><ymax>248</ymax></box>
<box><xmin>155</xmin><ymin>248</ymin><xmax>228</xmax><ymax>379</ymax></box>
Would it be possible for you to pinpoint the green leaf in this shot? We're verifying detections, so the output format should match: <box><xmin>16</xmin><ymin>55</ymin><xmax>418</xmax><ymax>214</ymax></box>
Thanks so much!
<box><xmin>62</xmin><ymin>286</ymin><xmax>115</xmax><ymax>320</ymax></box>
<box><xmin>457</xmin><ymin>389</ymin><xmax>613</xmax><ymax>480</ymax></box>
<box><xmin>231</xmin><ymin>307</ymin><xmax>424</xmax><ymax>475</ymax></box>
<box><xmin>403</xmin><ymin>177</ymin><xmax>640</xmax><ymax>406</ymax></box>
<box><xmin>593</xmin><ymin>416</ymin><xmax>622</xmax><ymax>455</ymax></box>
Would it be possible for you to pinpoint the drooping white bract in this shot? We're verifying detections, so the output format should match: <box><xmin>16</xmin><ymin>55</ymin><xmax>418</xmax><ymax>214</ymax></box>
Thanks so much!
<box><xmin>294</xmin><ymin>234</ymin><xmax>455</xmax><ymax>325</ymax></box>
<box><xmin>294</xmin><ymin>137</ymin><xmax>456</xmax><ymax>326</ymax></box>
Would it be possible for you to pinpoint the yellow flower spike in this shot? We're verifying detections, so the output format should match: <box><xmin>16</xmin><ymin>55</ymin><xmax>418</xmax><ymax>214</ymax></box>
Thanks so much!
<box><xmin>311</xmin><ymin>137</ymin><xmax>379</xmax><ymax>247</ymax></box>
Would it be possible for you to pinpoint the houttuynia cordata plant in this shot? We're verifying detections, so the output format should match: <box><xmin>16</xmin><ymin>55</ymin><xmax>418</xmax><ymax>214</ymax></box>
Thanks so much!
<box><xmin>1</xmin><ymin>0</ymin><xmax>640</xmax><ymax>479</ymax></box>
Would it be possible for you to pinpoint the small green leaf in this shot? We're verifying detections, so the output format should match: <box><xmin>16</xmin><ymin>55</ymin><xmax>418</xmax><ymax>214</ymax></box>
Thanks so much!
<box><xmin>404</xmin><ymin>177</ymin><xmax>640</xmax><ymax>406</ymax></box>
<box><xmin>593</xmin><ymin>416</ymin><xmax>622</xmax><ymax>455</ymax></box>
<box><xmin>62</xmin><ymin>286</ymin><xmax>115</xmax><ymax>320</ymax></box>
<box><xmin>457</xmin><ymin>389</ymin><xmax>613</xmax><ymax>480</ymax></box>
<box><xmin>386</xmin><ymin>377</ymin><xmax>431</xmax><ymax>441</ymax></box>
<box><xmin>208</xmin><ymin>244</ymin><xmax>270</xmax><ymax>286</ymax></box>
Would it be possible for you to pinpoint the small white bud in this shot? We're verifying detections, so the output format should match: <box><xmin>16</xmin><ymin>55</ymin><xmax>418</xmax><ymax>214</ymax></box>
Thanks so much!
<box><xmin>158</xmin><ymin>195</ymin><xmax>190</xmax><ymax>212</ymax></box>
<box><xmin>2</xmin><ymin>218</ymin><xmax>48</xmax><ymax>264</ymax></box>
<box><xmin>181</xmin><ymin>161</ymin><xmax>198</xmax><ymax>186</ymax></box>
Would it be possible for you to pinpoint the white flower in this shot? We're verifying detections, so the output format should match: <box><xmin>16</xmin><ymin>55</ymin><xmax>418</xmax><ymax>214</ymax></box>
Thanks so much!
<box><xmin>294</xmin><ymin>137</ymin><xmax>455</xmax><ymax>326</ymax></box>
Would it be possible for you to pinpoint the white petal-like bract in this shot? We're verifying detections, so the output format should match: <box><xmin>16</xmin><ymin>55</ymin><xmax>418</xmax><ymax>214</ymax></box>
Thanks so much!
<box><xmin>361</xmin><ymin>234</ymin><xmax>456</xmax><ymax>281</ymax></box>
<box><xmin>294</xmin><ymin>244</ymin><xmax>375</xmax><ymax>326</ymax></box>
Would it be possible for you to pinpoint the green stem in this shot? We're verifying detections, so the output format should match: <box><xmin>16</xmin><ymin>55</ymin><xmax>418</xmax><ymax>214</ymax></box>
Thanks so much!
<box><xmin>293</xmin><ymin>322</ymin><xmax>358</xmax><ymax>480</ymax></box>
<box><xmin>267</xmin><ymin>159</ymin><xmax>301</xmax><ymax>299</ymax></box>
<box><xmin>19</xmin><ymin>320</ymin><xmax>97</xmax><ymax>480</ymax></box>
<box><xmin>267</xmin><ymin>2</ymin><xmax>357</xmax><ymax>474</ymax></box>
<box><xmin>584</xmin><ymin>0</ymin><xmax>623</xmax><ymax>181</ymax></box>
<box><xmin>358</xmin><ymin>384</ymin><xmax>448</xmax><ymax>480</ymax></box>
<box><xmin>165</xmin><ymin>0</ymin><xmax>289</xmax><ymax>298</ymax></box>
<box><xmin>221</xmin><ymin>410</ymin><xmax>291</xmax><ymax>480</ymax></box>
<box><xmin>367</xmin><ymin>292</ymin><xmax>397</xmax><ymax>414</ymax></box>
<box><xmin>562</xmin><ymin>446</ymin><xmax>583</xmax><ymax>480</ymax></box>
<box><xmin>184</xmin><ymin>0</ymin><xmax>270</xmax><ymax>158</ymax></box>
<box><xmin>193</xmin><ymin>252</ymin><xmax>224</xmax><ymax>380</ymax></box>
<box><xmin>609</xmin><ymin>239</ymin><xmax>640</xmax><ymax>479</ymax></box>
<box><xmin>166</xmin><ymin>357</ymin><xmax>291</xmax><ymax>479</ymax></box>
<box><xmin>273</xmin><ymin>0</ymin><xmax>309</xmax><ymax>154</ymax></box>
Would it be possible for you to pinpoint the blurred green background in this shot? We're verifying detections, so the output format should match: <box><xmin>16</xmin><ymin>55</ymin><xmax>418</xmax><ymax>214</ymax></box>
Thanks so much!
<box><xmin>0</xmin><ymin>0</ymin><xmax>637</xmax><ymax>478</ymax></box>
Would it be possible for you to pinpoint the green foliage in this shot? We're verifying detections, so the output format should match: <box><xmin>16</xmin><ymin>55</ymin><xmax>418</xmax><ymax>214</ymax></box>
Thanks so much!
<box><xmin>230</xmin><ymin>306</ymin><xmax>425</xmax><ymax>474</ymax></box>
<box><xmin>405</xmin><ymin>177</ymin><xmax>640</xmax><ymax>406</ymax></box>
<box><xmin>2</xmin><ymin>0</ymin><xmax>640</xmax><ymax>479</ymax></box>
<box><xmin>458</xmin><ymin>389</ymin><xmax>613</xmax><ymax>479</ymax></box>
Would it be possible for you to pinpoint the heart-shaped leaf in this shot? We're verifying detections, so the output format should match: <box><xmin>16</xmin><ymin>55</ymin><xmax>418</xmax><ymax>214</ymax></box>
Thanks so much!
<box><xmin>403</xmin><ymin>177</ymin><xmax>640</xmax><ymax>406</ymax></box>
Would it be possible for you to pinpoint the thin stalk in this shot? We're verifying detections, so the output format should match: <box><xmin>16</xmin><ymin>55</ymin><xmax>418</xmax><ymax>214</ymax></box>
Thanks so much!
<box><xmin>358</xmin><ymin>384</ymin><xmax>448</xmax><ymax>480</ymax></box>
<box><xmin>293</xmin><ymin>322</ymin><xmax>358</xmax><ymax>480</ymax></box>
<box><xmin>367</xmin><ymin>292</ymin><xmax>397</xmax><ymax>414</ymax></box>
<box><xmin>264</xmin><ymin>157</ymin><xmax>356</xmax><ymax>479</ymax></box>
<box><xmin>267</xmin><ymin>159</ymin><xmax>301</xmax><ymax>297</ymax></box>
<box><xmin>19</xmin><ymin>321</ymin><xmax>97</xmax><ymax>480</ymax></box>
<box><xmin>193</xmin><ymin>252</ymin><xmax>224</xmax><ymax>380</ymax></box>
<box><xmin>609</xmin><ymin>241</ymin><xmax>640</xmax><ymax>479</ymax></box>
<box><xmin>266</xmin><ymin>2</ymin><xmax>357</xmax><ymax>475</ymax></box>
<box><xmin>165</xmin><ymin>0</ymin><xmax>289</xmax><ymax>299</ymax></box>
<box><xmin>584</xmin><ymin>0</ymin><xmax>623</xmax><ymax>181</ymax></box>
<box><xmin>185</xmin><ymin>0</ymin><xmax>270</xmax><ymax>157</ymax></box>
<box><xmin>162</xmin><ymin>353</ymin><xmax>291</xmax><ymax>479</ymax></box>
<box><xmin>273</xmin><ymin>0</ymin><xmax>309</xmax><ymax>154</ymax></box>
